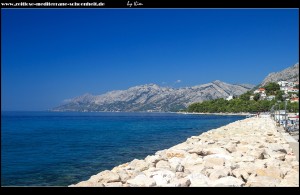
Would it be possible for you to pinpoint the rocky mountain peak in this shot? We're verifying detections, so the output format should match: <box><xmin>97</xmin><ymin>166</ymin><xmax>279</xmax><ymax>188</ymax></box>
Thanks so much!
<box><xmin>212</xmin><ymin>80</ymin><xmax>223</xmax><ymax>84</ymax></box>
<box><xmin>260</xmin><ymin>62</ymin><xmax>299</xmax><ymax>86</ymax></box>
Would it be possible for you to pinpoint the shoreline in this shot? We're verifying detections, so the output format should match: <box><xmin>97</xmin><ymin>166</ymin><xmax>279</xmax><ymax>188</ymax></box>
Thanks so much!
<box><xmin>70</xmin><ymin>116</ymin><xmax>299</xmax><ymax>187</ymax></box>
<box><xmin>48</xmin><ymin>110</ymin><xmax>253</xmax><ymax>116</ymax></box>
<box><xmin>177</xmin><ymin>112</ymin><xmax>254</xmax><ymax>116</ymax></box>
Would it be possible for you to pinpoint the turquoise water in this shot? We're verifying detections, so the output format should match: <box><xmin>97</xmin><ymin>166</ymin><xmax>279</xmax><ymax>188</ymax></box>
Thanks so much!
<box><xmin>1</xmin><ymin>111</ymin><xmax>244</xmax><ymax>186</ymax></box>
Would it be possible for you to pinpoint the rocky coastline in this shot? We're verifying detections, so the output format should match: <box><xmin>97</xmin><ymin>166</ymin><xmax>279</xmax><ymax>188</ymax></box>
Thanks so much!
<box><xmin>70</xmin><ymin>117</ymin><xmax>299</xmax><ymax>187</ymax></box>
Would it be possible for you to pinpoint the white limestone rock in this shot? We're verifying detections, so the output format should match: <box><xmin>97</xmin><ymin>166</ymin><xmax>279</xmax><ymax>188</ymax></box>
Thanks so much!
<box><xmin>126</xmin><ymin>174</ymin><xmax>156</xmax><ymax>187</ymax></box>
<box><xmin>268</xmin><ymin>143</ymin><xmax>287</xmax><ymax>154</ymax></box>
<box><xmin>129</xmin><ymin>159</ymin><xmax>149</xmax><ymax>172</ymax></box>
<box><xmin>168</xmin><ymin>157</ymin><xmax>184</xmax><ymax>172</ymax></box>
<box><xmin>169</xmin><ymin>177</ymin><xmax>191</xmax><ymax>187</ymax></box>
<box><xmin>104</xmin><ymin>182</ymin><xmax>123</xmax><ymax>187</ymax></box>
<box><xmin>145</xmin><ymin>155</ymin><xmax>161</xmax><ymax>165</ymax></box>
<box><xmin>211</xmin><ymin>176</ymin><xmax>244</xmax><ymax>187</ymax></box>
<box><xmin>71</xmin><ymin>181</ymin><xmax>96</xmax><ymax>187</ymax></box>
<box><xmin>232</xmin><ymin>167</ymin><xmax>249</xmax><ymax>181</ymax></box>
<box><xmin>89</xmin><ymin>170</ymin><xmax>120</xmax><ymax>183</ymax></box>
<box><xmin>209</xmin><ymin>167</ymin><xmax>231</xmax><ymax>181</ymax></box>
<box><xmin>246</xmin><ymin>176</ymin><xmax>281</xmax><ymax>187</ymax></box>
<box><xmin>188</xmin><ymin>173</ymin><xmax>211</xmax><ymax>187</ymax></box>
<box><xmin>155</xmin><ymin>160</ymin><xmax>171</xmax><ymax>170</ymax></box>
<box><xmin>184</xmin><ymin>164</ymin><xmax>206</xmax><ymax>175</ymax></box>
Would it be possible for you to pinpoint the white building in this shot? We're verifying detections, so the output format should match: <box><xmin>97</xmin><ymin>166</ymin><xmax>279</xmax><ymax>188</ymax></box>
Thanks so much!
<box><xmin>280</xmin><ymin>86</ymin><xmax>289</xmax><ymax>92</ymax></box>
<box><xmin>291</xmin><ymin>93</ymin><xmax>298</xmax><ymax>98</ymax></box>
<box><xmin>290</xmin><ymin>98</ymin><xmax>299</xmax><ymax>103</ymax></box>
<box><xmin>278</xmin><ymin>81</ymin><xmax>289</xmax><ymax>87</ymax></box>
<box><xmin>260</xmin><ymin>93</ymin><xmax>267</xmax><ymax>100</ymax></box>
<box><xmin>287</xmin><ymin>88</ymin><xmax>299</xmax><ymax>93</ymax></box>
<box><xmin>266</xmin><ymin>95</ymin><xmax>275</xmax><ymax>101</ymax></box>
<box><xmin>226</xmin><ymin>95</ymin><xmax>234</xmax><ymax>101</ymax></box>
<box><xmin>254</xmin><ymin>88</ymin><xmax>266</xmax><ymax>94</ymax></box>
<box><xmin>287</xmin><ymin>82</ymin><xmax>297</xmax><ymax>87</ymax></box>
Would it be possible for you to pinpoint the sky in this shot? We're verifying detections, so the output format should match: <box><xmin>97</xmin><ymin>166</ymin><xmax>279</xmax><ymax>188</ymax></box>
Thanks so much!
<box><xmin>1</xmin><ymin>9</ymin><xmax>299</xmax><ymax>111</ymax></box>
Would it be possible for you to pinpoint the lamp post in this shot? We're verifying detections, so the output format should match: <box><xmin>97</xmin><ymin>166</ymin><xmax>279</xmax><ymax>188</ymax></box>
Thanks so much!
<box><xmin>274</xmin><ymin>105</ymin><xmax>276</xmax><ymax>120</ymax></box>
<box><xmin>277</xmin><ymin>104</ymin><xmax>280</xmax><ymax>123</ymax></box>
<box><xmin>270</xmin><ymin>105</ymin><xmax>273</xmax><ymax>119</ymax></box>
<box><xmin>274</xmin><ymin>103</ymin><xmax>276</xmax><ymax>121</ymax></box>
<box><xmin>275</xmin><ymin>103</ymin><xmax>278</xmax><ymax>122</ymax></box>
<box><xmin>271</xmin><ymin>105</ymin><xmax>275</xmax><ymax>120</ymax></box>
<box><xmin>284</xmin><ymin>99</ymin><xmax>288</xmax><ymax>130</ymax></box>
<box><xmin>277</xmin><ymin>100</ymin><xmax>281</xmax><ymax>123</ymax></box>
<box><xmin>282</xmin><ymin>94</ymin><xmax>289</xmax><ymax>131</ymax></box>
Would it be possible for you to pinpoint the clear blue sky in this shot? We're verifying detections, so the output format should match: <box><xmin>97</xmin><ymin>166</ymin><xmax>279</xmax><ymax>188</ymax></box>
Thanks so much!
<box><xmin>1</xmin><ymin>9</ymin><xmax>299</xmax><ymax>111</ymax></box>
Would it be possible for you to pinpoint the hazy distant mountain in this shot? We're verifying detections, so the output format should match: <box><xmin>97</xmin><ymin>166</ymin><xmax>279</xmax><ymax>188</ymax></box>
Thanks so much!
<box><xmin>260</xmin><ymin>62</ymin><xmax>299</xmax><ymax>86</ymax></box>
<box><xmin>52</xmin><ymin>80</ymin><xmax>254</xmax><ymax>112</ymax></box>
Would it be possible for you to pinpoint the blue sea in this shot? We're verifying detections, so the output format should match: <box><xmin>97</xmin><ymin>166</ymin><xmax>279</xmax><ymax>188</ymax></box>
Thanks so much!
<box><xmin>1</xmin><ymin>111</ymin><xmax>245</xmax><ymax>186</ymax></box>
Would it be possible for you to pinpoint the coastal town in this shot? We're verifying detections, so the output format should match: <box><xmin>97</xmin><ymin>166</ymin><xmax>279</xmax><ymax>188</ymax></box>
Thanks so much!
<box><xmin>251</xmin><ymin>81</ymin><xmax>299</xmax><ymax>102</ymax></box>
<box><xmin>249</xmin><ymin>80</ymin><xmax>299</xmax><ymax>134</ymax></box>
<box><xmin>224</xmin><ymin>80</ymin><xmax>299</xmax><ymax>141</ymax></box>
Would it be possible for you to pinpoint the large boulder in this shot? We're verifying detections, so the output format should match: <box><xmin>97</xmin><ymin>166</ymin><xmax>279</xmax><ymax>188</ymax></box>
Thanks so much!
<box><xmin>168</xmin><ymin>157</ymin><xmax>184</xmax><ymax>172</ymax></box>
<box><xmin>211</xmin><ymin>176</ymin><xmax>244</xmax><ymax>187</ymax></box>
<box><xmin>246</xmin><ymin>175</ymin><xmax>281</xmax><ymax>187</ymax></box>
<box><xmin>168</xmin><ymin>177</ymin><xmax>191</xmax><ymax>187</ymax></box>
<box><xmin>89</xmin><ymin>170</ymin><xmax>120</xmax><ymax>183</ymax></box>
<box><xmin>155</xmin><ymin>160</ymin><xmax>171</xmax><ymax>170</ymax></box>
<box><xmin>71</xmin><ymin>181</ymin><xmax>98</xmax><ymax>187</ymax></box>
<box><xmin>188</xmin><ymin>173</ymin><xmax>211</xmax><ymax>187</ymax></box>
<box><xmin>104</xmin><ymin>182</ymin><xmax>123</xmax><ymax>187</ymax></box>
<box><xmin>145</xmin><ymin>155</ymin><xmax>161</xmax><ymax>166</ymax></box>
<box><xmin>209</xmin><ymin>167</ymin><xmax>231</xmax><ymax>181</ymax></box>
<box><xmin>232</xmin><ymin>168</ymin><xmax>249</xmax><ymax>181</ymax></box>
<box><xmin>255</xmin><ymin>167</ymin><xmax>283</xmax><ymax>179</ymax></box>
<box><xmin>129</xmin><ymin>159</ymin><xmax>149</xmax><ymax>172</ymax></box>
<box><xmin>126</xmin><ymin>174</ymin><xmax>156</xmax><ymax>187</ymax></box>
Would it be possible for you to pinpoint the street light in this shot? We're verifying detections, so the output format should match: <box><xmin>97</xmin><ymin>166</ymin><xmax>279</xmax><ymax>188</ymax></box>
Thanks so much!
<box><xmin>270</xmin><ymin>105</ymin><xmax>275</xmax><ymax>120</ymax></box>
<box><xmin>277</xmin><ymin>100</ymin><xmax>281</xmax><ymax>123</ymax></box>
<box><xmin>282</xmin><ymin>94</ymin><xmax>290</xmax><ymax>131</ymax></box>
<box><xmin>284</xmin><ymin>99</ymin><xmax>288</xmax><ymax>131</ymax></box>
<box><xmin>275</xmin><ymin>103</ymin><xmax>278</xmax><ymax>122</ymax></box>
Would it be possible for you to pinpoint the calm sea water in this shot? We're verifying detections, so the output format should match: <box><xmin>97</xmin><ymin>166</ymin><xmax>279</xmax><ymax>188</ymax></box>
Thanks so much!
<box><xmin>1</xmin><ymin>111</ymin><xmax>244</xmax><ymax>186</ymax></box>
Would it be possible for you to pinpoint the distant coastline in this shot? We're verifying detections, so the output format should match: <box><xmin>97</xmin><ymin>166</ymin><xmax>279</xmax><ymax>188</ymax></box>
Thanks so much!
<box><xmin>177</xmin><ymin>112</ymin><xmax>254</xmax><ymax>116</ymax></box>
<box><xmin>49</xmin><ymin>110</ymin><xmax>254</xmax><ymax>116</ymax></box>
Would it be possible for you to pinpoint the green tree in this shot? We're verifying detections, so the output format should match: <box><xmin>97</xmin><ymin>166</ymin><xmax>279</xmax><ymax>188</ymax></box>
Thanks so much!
<box><xmin>289</xmin><ymin>102</ymin><xmax>299</xmax><ymax>113</ymax></box>
<box><xmin>253</xmin><ymin>93</ymin><xmax>260</xmax><ymax>101</ymax></box>
<box><xmin>239</xmin><ymin>91</ymin><xmax>251</xmax><ymax>101</ymax></box>
<box><xmin>276</xmin><ymin>90</ymin><xmax>284</xmax><ymax>101</ymax></box>
<box><xmin>187</xmin><ymin>94</ymin><xmax>290</xmax><ymax>113</ymax></box>
<box><xmin>264</xmin><ymin>82</ymin><xmax>280</xmax><ymax>95</ymax></box>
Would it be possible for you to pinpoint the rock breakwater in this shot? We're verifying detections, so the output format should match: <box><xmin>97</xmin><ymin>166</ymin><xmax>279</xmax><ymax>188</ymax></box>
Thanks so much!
<box><xmin>70</xmin><ymin>117</ymin><xmax>299</xmax><ymax>187</ymax></box>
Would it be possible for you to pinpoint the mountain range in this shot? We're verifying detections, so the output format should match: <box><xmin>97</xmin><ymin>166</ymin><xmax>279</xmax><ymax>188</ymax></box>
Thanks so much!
<box><xmin>52</xmin><ymin>62</ymin><xmax>299</xmax><ymax>112</ymax></box>
<box><xmin>52</xmin><ymin>80</ymin><xmax>254</xmax><ymax>112</ymax></box>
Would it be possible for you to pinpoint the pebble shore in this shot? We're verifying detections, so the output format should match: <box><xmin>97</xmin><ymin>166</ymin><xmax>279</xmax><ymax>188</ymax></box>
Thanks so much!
<box><xmin>70</xmin><ymin>117</ymin><xmax>299</xmax><ymax>187</ymax></box>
